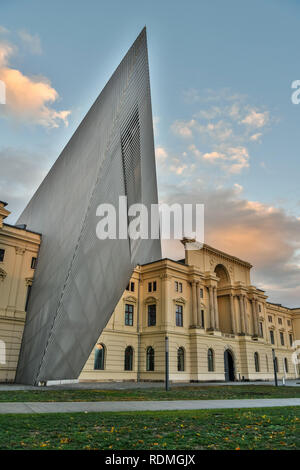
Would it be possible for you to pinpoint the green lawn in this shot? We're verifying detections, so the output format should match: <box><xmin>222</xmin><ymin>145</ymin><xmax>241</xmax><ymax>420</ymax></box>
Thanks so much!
<box><xmin>0</xmin><ymin>407</ymin><xmax>299</xmax><ymax>450</ymax></box>
<box><xmin>0</xmin><ymin>385</ymin><xmax>299</xmax><ymax>402</ymax></box>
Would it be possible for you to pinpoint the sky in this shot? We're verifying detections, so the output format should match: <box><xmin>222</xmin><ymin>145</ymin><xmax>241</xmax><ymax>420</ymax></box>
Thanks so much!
<box><xmin>0</xmin><ymin>0</ymin><xmax>300</xmax><ymax>307</ymax></box>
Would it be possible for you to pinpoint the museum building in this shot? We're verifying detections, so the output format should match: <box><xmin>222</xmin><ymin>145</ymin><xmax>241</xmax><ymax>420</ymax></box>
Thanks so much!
<box><xmin>1</xmin><ymin>201</ymin><xmax>299</xmax><ymax>383</ymax></box>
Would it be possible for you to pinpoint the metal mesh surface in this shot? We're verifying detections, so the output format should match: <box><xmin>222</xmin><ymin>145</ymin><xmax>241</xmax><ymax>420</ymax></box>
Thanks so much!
<box><xmin>15</xmin><ymin>28</ymin><xmax>161</xmax><ymax>385</ymax></box>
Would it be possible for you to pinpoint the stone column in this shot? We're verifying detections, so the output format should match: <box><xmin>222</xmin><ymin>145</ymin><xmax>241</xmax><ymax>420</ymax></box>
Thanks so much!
<box><xmin>213</xmin><ymin>286</ymin><xmax>219</xmax><ymax>330</ymax></box>
<box><xmin>196</xmin><ymin>282</ymin><xmax>202</xmax><ymax>327</ymax></box>
<box><xmin>8</xmin><ymin>247</ymin><xmax>25</xmax><ymax>308</ymax></box>
<box><xmin>251</xmin><ymin>299</ymin><xmax>258</xmax><ymax>336</ymax></box>
<box><xmin>161</xmin><ymin>273</ymin><xmax>171</xmax><ymax>328</ymax></box>
<box><xmin>243</xmin><ymin>295</ymin><xmax>249</xmax><ymax>335</ymax></box>
<box><xmin>209</xmin><ymin>285</ymin><xmax>215</xmax><ymax>330</ymax></box>
<box><xmin>191</xmin><ymin>281</ymin><xmax>198</xmax><ymax>327</ymax></box>
<box><xmin>255</xmin><ymin>300</ymin><xmax>260</xmax><ymax>336</ymax></box>
<box><xmin>238</xmin><ymin>295</ymin><xmax>245</xmax><ymax>334</ymax></box>
<box><xmin>229</xmin><ymin>294</ymin><xmax>236</xmax><ymax>334</ymax></box>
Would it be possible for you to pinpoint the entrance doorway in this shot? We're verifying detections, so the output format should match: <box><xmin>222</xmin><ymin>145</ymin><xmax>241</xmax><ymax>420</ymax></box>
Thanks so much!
<box><xmin>224</xmin><ymin>349</ymin><xmax>235</xmax><ymax>382</ymax></box>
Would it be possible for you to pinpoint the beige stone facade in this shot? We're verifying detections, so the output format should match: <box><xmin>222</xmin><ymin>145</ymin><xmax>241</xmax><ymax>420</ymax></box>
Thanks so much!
<box><xmin>0</xmin><ymin>202</ymin><xmax>41</xmax><ymax>382</ymax></box>
<box><xmin>0</xmin><ymin>202</ymin><xmax>299</xmax><ymax>383</ymax></box>
<box><xmin>80</xmin><ymin>241</ymin><xmax>300</xmax><ymax>383</ymax></box>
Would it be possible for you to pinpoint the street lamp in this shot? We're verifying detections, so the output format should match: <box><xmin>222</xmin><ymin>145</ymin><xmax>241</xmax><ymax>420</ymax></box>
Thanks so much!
<box><xmin>165</xmin><ymin>336</ymin><xmax>170</xmax><ymax>391</ymax></box>
<box><xmin>272</xmin><ymin>348</ymin><xmax>278</xmax><ymax>387</ymax></box>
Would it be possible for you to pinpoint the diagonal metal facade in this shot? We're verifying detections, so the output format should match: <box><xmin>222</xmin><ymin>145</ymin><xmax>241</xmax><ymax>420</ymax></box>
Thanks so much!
<box><xmin>16</xmin><ymin>28</ymin><xmax>161</xmax><ymax>385</ymax></box>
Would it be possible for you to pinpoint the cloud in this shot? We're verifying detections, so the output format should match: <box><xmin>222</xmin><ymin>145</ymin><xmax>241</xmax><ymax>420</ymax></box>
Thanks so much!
<box><xmin>203</xmin><ymin>151</ymin><xmax>226</xmax><ymax>162</ymax></box>
<box><xmin>0</xmin><ymin>147</ymin><xmax>50</xmax><ymax>220</ymax></box>
<box><xmin>0</xmin><ymin>41</ymin><xmax>14</xmax><ymax>67</ymax></box>
<box><xmin>161</xmin><ymin>185</ymin><xmax>300</xmax><ymax>307</ymax></box>
<box><xmin>0</xmin><ymin>39</ymin><xmax>70</xmax><ymax>127</ymax></box>
<box><xmin>201</xmin><ymin>146</ymin><xmax>249</xmax><ymax>174</ymax></box>
<box><xmin>18</xmin><ymin>30</ymin><xmax>42</xmax><ymax>55</ymax></box>
<box><xmin>171</xmin><ymin>119</ymin><xmax>195</xmax><ymax>138</ymax></box>
<box><xmin>155</xmin><ymin>146</ymin><xmax>168</xmax><ymax>161</ymax></box>
<box><xmin>170</xmin><ymin>89</ymin><xmax>273</xmax><ymax>175</ymax></box>
<box><xmin>241</xmin><ymin>109</ymin><xmax>269</xmax><ymax>128</ymax></box>
<box><xmin>250</xmin><ymin>132</ymin><xmax>262</xmax><ymax>141</ymax></box>
<box><xmin>0</xmin><ymin>26</ymin><xmax>9</xmax><ymax>35</ymax></box>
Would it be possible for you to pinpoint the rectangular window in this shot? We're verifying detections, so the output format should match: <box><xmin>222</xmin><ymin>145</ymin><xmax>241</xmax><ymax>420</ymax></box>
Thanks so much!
<box><xmin>125</xmin><ymin>304</ymin><xmax>134</xmax><ymax>326</ymax></box>
<box><xmin>289</xmin><ymin>334</ymin><xmax>293</xmax><ymax>347</ymax></box>
<box><xmin>270</xmin><ymin>330</ymin><xmax>275</xmax><ymax>345</ymax></box>
<box><xmin>287</xmin><ymin>320</ymin><xmax>291</xmax><ymax>327</ymax></box>
<box><xmin>280</xmin><ymin>332</ymin><xmax>284</xmax><ymax>346</ymax></box>
<box><xmin>176</xmin><ymin>304</ymin><xmax>183</xmax><ymax>327</ymax></box>
<box><xmin>258</xmin><ymin>304</ymin><xmax>262</xmax><ymax>312</ymax></box>
<box><xmin>0</xmin><ymin>248</ymin><xmax>5</xmax><ymax>262</ymax></box>
<box><xmin>130</xmin><ymin>282</ymin><xmax>135</xmax><ymax>292</ymax></box>
<box><xmin>201</xmin><ymin>309</ymin><xmax>205</xmax><ymax>328</ymax></box>
<box><xmin>259</xmin><ymin>322</ymin><xmax>263</xmax><ymax>337</ymax></box>
<box><xmin>148</xmin><ymin>282</ymin><xmax>152</xmax><ymax>293</ymax></box>
<box><xmin>200</xmin><ymin>288</ymin><xmax>203</xmax><ymax>298</ymax></box>
<box><xmin>31</xmin><ymin>257</ymin><xmax>37</xmax><ymax>269</ymax></box>
<box><xmin>179</xmin><ymin>282</ymin><xmax>182</xmax><ymax>293</ymax></box>
<box><xmin>268</xmin><ymin>315</ymin><xmax>273</xmax><ymax>323</ymax></box>
<box><xmin>153</xmin><ymin>281</ymin><xmax>157</xmax><ymax>292</ymax></box>
<box><xmin>278</xmin><ymin>317</ymin><xmax>282</xmax><ymax>325</ymax></box>
<box><xmin>175</xmin><ymin>281</ymin><xmax>178</xmax><ymax>292</ymax></box>
<box><xmin>148</xmin><ymin>304</ymin><xmax>156</xmax><ymax>326</ymax></box>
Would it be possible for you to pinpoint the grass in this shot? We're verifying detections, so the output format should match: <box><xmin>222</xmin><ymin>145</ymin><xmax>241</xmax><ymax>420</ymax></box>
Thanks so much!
<box><xmin>0</xmin><ymin>385</ymin><xmax>299</xmax><ymax>402</ymax></box>
<box><xmin>0</xmin><ymin>407</ymin><xmax>299</xmax><ymax>450</ymax></box>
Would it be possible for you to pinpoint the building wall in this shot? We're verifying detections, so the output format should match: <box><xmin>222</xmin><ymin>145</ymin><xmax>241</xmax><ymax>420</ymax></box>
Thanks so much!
<box><xmin>80</xmin><ymin>245</ymin><xmax>300</xmax><ymax>383</ymax></box>
<box><xmin>0</xmin><ymin>202</ymin><xmax>41</xmax><ymax>382</ymax></box>
<box><xmin>0</xmin><ymin>203</ymin><xmax>299</xmax><ymax>384</ymax></box>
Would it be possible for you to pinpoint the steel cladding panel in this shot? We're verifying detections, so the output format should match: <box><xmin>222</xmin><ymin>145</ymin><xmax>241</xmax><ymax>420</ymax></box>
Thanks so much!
<box><xmin>15</xmin><ymin>28</ymin><xmax>161</xmax><ymax>385</ymax></box>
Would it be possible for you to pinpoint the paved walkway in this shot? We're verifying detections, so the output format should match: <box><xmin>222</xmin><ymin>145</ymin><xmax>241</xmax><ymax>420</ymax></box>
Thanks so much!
<box><xmin>0</xmin><ymin>379</ymin><xmax>299</xmax><ymax>391</ymax></box>
<box><xmin>0</xmin><ymin>398</ymin><xmax>299</xmax><ymax>414</ymax></box>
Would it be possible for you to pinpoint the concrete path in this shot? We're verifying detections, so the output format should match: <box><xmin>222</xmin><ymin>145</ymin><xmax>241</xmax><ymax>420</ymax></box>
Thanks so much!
<box><xmin>0</xmin><ymin>379</ymin><xmax>299</xmax><ymax>391</ymax></box>
<box><xmin>0</xmin><ymin>398</ymin><xmax>299</xmax><ymax>414</ymax></box>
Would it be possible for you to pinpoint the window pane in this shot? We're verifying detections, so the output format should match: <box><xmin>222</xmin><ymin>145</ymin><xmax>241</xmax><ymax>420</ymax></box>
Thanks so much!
<box><xmin>176</xmin><ymin>304</ymin><xmax>183</xmax><ymax>326</ymax></box>
<box><xmin>125</xmin><ymin>304</ymin><xmax>133</xmax><ymax>326</ymax></box>
<box><xmin>94</xmin><ymin>344</ymin><xmax>105</xmax><ymax>370</ymax></box>
<box><xmin>0</xmin><ymin>249</ymin><xmax>5</xmax><ymax>262</ymax></box>
<box><xmin>177</xmin><ymin>347</ymin><xmax>184</xmax><ymax>371</ymax></box>
<box><xmin>124</xmin><ymin>346</ymin><xmax>133</xmax><ymax>371</ymax></box>
<box><xmin>146</xmin><ymin>347</ymin><xmax>154</xmax><ymax>371</ymax></box>
<box><xmin>148</xmin><ymin>304</ymin><xmax>156</xmax><ymax>326</ymax></box>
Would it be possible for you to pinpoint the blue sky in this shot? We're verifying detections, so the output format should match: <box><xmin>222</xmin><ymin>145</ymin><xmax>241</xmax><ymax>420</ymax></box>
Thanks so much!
<box><xmin>0</xmin><ymin>0</ymin><xmax>300</xmax><ymax>306</ymax></box>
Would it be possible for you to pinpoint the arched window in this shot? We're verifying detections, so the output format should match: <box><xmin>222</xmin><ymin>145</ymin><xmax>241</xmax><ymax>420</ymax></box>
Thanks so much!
<box><xmin>177</xmin><ymin>347</ymin><xmax>185</xmax><ymax>371</ymax></box>
<box><xmin>146</xmin><ymin>346</ymin><xmax>155</xmax><ymax>371</ymax></box>
<box><xmin>208</xmin><ymin>348</ymin><xmax>214</xmax><ymax>372</ymax></box>
<box><xmin>284</xmin><ymin>357</ymin><xmax>289</xmax><ymax>373</ymax></box>
<box><xmin>254</xmin><ymin>352</ymin><xmax>260</xmax><ymax>372</ymax></box>
<box><xmin>124</xmin><ymin>346</ymin><xmax>134</xmax><ymax>371</ymax></box>
<box><xmin>94</xmin><ymin>343</ymin><xmax>105</xmax><ymax>370</ymax></box>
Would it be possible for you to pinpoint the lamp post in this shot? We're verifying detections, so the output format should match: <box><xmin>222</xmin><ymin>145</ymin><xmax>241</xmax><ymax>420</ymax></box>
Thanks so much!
<box><xmin>165</xmin><ymin>336</ymin><xmax>169</xmax><ymax>391</ymax></box>
<box><xmin>272</xmin><ymin>348</ymin><xmax>278</xmax><ymax>387</ymax></box>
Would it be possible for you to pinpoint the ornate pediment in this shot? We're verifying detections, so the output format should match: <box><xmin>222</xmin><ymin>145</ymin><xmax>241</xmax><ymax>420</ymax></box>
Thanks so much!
<box><xmin>173</xmin><ymin>296</ymin><xmax>186</xmax><ymax>305</ymax></box>
<box><xmin>123</xmin><ymin>295</ymin><xmax>137</xmax><ymax>304</ymax></box>
<box><xmin>144</xmin><ymin>296</ymin><xmax>157</xmax><ymax>304</ymax></box>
